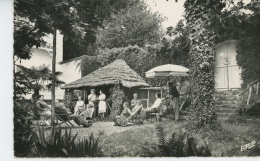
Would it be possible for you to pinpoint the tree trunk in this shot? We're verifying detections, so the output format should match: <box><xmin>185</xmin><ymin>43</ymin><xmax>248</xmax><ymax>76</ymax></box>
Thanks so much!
<box><xmin>51</xmin><ymin>29</ymin><xmax>57</xmax><ymax>135</ymax></box>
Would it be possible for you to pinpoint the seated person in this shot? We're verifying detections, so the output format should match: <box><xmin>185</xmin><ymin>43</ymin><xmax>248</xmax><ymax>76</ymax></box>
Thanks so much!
<box><xmin>58</xmin><ymin>101</ymin><xmax>72</xmax><ymax>114</ymax></box>
<box><xmin>74</xmin><ymin>96</ymin><xmax>84</xmax><ymax>115</ymax></box>
<box><xmin>55</xmin><ymin>101</ymin><xmax>92</xmax><ymax>127</ymax></box>
<box><xmin>131</xmin><ymin>93</ymin><xmax>139</xmax><ymax>110</ymax></box>
<box><xmin>35</xmin><ymin>95</ymin><xmax>52</xmax><ymax>125</ymax></box>
<box><xmin>114</xmin><ymin>102</ymin><xmax>132</xmax><ymax>127</ymax></box>
<box><xmin>130</xmin><ymin>100</ymin><xmax>144</xmax><ymax>122</ymax></box>
<box><xmin>139</xmin><ymin>92</ymin><xmax>162</xmax><ymax>123</ymax></box>
<box><xmin>158</xmin><ymin>98</ymin><xmax>168</xmax><ymax>116</ymax></box>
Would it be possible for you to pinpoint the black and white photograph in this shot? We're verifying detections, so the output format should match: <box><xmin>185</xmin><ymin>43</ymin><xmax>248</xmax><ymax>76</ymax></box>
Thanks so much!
<box><xmin>5</xmin><ymin>0</ymin><xmax>260</xmax><ymax>158</ymax></box>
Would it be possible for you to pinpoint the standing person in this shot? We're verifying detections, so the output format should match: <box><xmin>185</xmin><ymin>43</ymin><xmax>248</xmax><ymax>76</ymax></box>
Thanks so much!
<box><xmin>87</xmin><ymin>89</ymin><xmax>97</xmax><ymax>117</ymax></box>
<box><xmin>168</xmin><ymin>81</ymin><xmax>180</xmax><ymax>121</ymax></box>
<box><xmin>131</xmin><ymin>93</ymin><xmax>139</xmax><ymax>110</ymax></box>
<box><xmin>74</xmin><ymin>96</ymin><xmax>84</xmax><ymax>115</ymax></box>
<box><xmin>97</xmin><ymin>89</ymin><xmax>107</xmax><ymax>118</ymax></box>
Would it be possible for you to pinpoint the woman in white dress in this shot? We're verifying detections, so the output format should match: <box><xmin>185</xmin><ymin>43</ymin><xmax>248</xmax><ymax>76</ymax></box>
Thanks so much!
<box><xmin>97</xmin><ymin>90</ymin><xmax>107</xmax><ymax>118</ymax></box>
<box><xmin>74</xmin><ymin>96</ymin><xmax>84</xmax><ymax>115</ymax></box>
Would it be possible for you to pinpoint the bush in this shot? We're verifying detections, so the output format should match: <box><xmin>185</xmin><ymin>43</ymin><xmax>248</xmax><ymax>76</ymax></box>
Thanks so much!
<box><xmin>14</xmin><ymin>101</ymin><xmax>36</xmax><ymax>157</ymax></box>
<box><xmin>246</xmin><ymin>102</ymin><xmax>260</xmax><ymax>117</ymax></box>
<box><xmin>144</xmin><ymin>125</ymin><xmax>212</xmax><ymax>157</ymax></box>
<box><xmin>226</xmin><ymin>115</ymin><xmax>247</xmax><ymax>124</ymax></box>
<box><xmin>35</xmin><ymin>127</ymin><xmax>102</xmax><ymax>157</ymax></box>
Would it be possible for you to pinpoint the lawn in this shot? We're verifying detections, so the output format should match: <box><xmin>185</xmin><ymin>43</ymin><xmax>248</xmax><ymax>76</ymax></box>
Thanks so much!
<box><xmin>44</xmin><ymin>118</ymin><xmax>259</xmax><ymax>157</ymax></box>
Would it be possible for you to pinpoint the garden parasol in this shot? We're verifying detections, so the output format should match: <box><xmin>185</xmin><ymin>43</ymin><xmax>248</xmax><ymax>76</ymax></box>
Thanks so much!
<box><xmin>145</xmin><ymin>64</ymin><xmax>189</xmax><ymax>78</ymax></box>
<box><xmin>145</xmin><ymin>64</ymin><xmax>189</xmax><ymax>110</ymax></box>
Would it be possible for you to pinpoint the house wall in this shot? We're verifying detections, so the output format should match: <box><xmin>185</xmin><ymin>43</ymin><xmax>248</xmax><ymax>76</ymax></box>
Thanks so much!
<box><xmin>17</xmin><ymin>31</ymin><xmax>82</xmax><ymax>100</ymax></box>
<box><xmin>57</xmin><ymin>59</ymin><xmax>82</xmax><ymax>84</ymax></box>
<box><xmin>214</xmin><ymin>40</ymin><xmax>242</xmax><ymax>91</ymax></box>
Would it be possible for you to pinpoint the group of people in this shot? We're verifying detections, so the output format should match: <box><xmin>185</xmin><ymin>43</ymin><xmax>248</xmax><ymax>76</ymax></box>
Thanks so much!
<box><xmin>33</xmin><ymin>95</ymin><xmax>93</xmax><ymax>127</ymax></box>
<box><xmin>32</xmin><ymin>80</ymin><xmax>181</xmax><ymax>127</ymax></box>
<box><xmin>74</xmin><ymin>89</ymin><xmax>107</xmax><ymax>118</ymax></box>
<box><xmin>114</xmin><ymin>80</ymin><xmax>181</xmax><ymax>126</ymax></box>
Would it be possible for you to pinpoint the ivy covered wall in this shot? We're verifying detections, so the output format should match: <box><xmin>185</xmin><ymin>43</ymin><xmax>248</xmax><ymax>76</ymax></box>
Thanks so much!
<box><xmin>80</xmin><ymin>45</ymin><xmax>190</xmax><ymax>87</ymax></box>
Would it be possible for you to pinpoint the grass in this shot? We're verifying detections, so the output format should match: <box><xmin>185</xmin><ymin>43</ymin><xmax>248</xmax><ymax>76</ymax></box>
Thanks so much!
<box><xmin>39</xmin><ymin>118</ymin><xmax>260</xmax><ymax>157</ymax></box>
<box><xmin>98</xmin><ymin>121</ymin><xmax>188</xmax><ymax>157</ymax></box>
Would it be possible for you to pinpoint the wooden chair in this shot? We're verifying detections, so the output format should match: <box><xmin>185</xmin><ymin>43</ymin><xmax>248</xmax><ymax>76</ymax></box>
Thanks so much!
<box><xmin>147</xmin><ymin>103</ymin><xmax>162</xmax><ymax>122</ymax></box>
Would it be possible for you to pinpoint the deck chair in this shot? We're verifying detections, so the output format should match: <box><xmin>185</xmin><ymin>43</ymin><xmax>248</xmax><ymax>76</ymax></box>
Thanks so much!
<box><xmin>55</xmin><ymin>107</ymin><xmax>75</xmax><ymax>127</ymax></box>
<box><xmin>78</xmin><ymin>108</ymin><xmax>95</xmax><ymax>125</ymax></box>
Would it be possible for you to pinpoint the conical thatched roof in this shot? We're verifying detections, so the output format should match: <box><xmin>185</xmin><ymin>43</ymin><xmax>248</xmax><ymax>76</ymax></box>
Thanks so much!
<box><xmin>62</xmin><ymin>59</ymin><xmax>149</xmax><ymax>89</ymax></box>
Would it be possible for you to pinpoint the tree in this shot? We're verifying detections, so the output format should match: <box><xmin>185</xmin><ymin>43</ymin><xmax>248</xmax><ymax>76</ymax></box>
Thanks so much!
<box><xmin>161</xmin><ymin>20</ymin><xmax>190</xmax><ymax>68</ymax></box>
<box><xmin>184</xmin><ymin>0</ymin><xmax>226</xmax><ymax>132</ymax></box>
<box><xmin>14</xmin><ymin>0</ymin><xmax>85</xmax><ymax>134</ymax></box>
<box><xmin>63</xmin><ymin>0</ymin><xmax>141</xmax><ymax>60</ymax></box>
<box><xmin>96</xmin><ymin>0</ymin><xmax>164</xmax><ymax>49</ymax></box>
<box><xmin>235</xmin><ymin>2</ymin><xmax>260</xmax><ymax>87</ymax></box>
<box><xmin>15</xmin><ymin>65</ymin><xmax>65</xmax><ymax>101</ymax></box>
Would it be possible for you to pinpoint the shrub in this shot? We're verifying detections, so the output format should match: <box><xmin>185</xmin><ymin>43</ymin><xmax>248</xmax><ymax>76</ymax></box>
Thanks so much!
<box><xmin>35</xmin><ymin>127</ymin><xmax>102</xmax><ymax>157</ymax></box>
<box><xmin>246</xmin><ymin>102</ymin><xmax>260</xmax><ymax>117</ymax></box>
<box><xmin>144</xmin><ymin>125</ymin><xmax>212</xmax><ymax>157</ymax></box>
<box><xmin>14</xmin><ymin>101</ymin><xmax>36</xmax><ymax>157</ymax></box>
<box><xmin>226</xmin><ymin>115</ymin><xmax>247</xmax><ymax>124</ymax></box>
<box><xmin>247</xmin><ymin>142</ymin><xmax>260</xmax><ymax>156</ymax></box>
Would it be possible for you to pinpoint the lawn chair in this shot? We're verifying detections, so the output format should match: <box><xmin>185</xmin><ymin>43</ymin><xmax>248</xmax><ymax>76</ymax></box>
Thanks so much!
<box><xmin>55</xmin><ymin>107</ymin><xmax>76</xmax><ymax>127</ymax></box>
<box><xmin>78</xmin><ymin>107</ymin><xmax>95</xmax><ymax>125</ymax></box>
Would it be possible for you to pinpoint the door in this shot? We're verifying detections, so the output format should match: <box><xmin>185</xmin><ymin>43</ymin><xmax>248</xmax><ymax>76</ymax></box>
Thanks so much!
<box><xmin>215</xmin><ymin>40</ymin><xmax>242</xmax><ymax>90</ymax></box>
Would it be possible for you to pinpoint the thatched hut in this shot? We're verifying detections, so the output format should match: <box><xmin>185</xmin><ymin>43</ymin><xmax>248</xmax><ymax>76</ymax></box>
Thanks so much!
<box><xmin>62</xmin><ymin>59</ymin><xmax>149</xmax><ymax>117</ymax></box>
<box><xmin>62</xmin><ymin>59</ymin><xmax>149</xmax><ymax>89</ymax></box>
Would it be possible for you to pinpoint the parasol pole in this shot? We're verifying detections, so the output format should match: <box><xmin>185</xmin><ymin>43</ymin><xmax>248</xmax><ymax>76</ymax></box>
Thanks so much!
<box><xmin>161</xmin><ymin>86</ymin><xmax>163</xmax><ymax>99</ymax></box>
<box><xmin>83</xmin><ymin>88</ymin><xmax>86</xmax><ymax>110</ymax></box>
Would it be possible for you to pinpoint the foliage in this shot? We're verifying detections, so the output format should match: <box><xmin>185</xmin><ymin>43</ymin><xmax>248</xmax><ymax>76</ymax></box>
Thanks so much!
<box><xmin>246</xmin><ymin>101</ymin><xmax>260</xmax><ymax>117</ymax></box>
<box><xmin>226</xmin><ymin>115</ymin><xmax>247</xmax><ymax>124</ymax></box>
<box><xmin>80</xmin><ymin>19</ymin><xmax>190</xmax><ymax>86</ymax></box>
<box><xmin>236</xmin><ymin>3</ymin><xmax>260</xmax><ymax>87</ymax></box>
<box><xmin>184</xmin><ymin>0</ymin><xmax>225</xmax><ymax>131</ymax></box>
<box><xmin>63</xmin><ymin>0</ymin><xmax>141</xmax><ymax>60</ymax></box>
<box><xmin>63</xmin><ymin>89</ymin><xmax>78</xmax><ymax>113</ymax></box>
<box><xmin>14</xmin><ymin>101</ymin><xmax>36</xmax><ymax>157</ymax></box>
<box><xmin>95</xmin><ymin>0</ymin><xmax>164</xmax><ymax>49</ymax></box>
<box><xmin>107</xmin><ymin>84</ymin><xmax>126</xmax><ymax>119</ymax></box>
<box><xmin>80</xmin><ymin>55</ymin><xmax>100</xmax><ymax>77</ymax></box>
<box><xmin>145</xmin><ymin>125</ymin><xmax>211</xmax><ymax>157</ymax></box>
<box><xmin>247</xmin><ymin>142</ymin><xmax>260</xmax><ymax>156</ymax></box>
<box><xmin>15</xmin><ymin>64</ymin><xmax>65</xmax><ymax>99</ymax></box>
<box><xmin>13</xmin><ymin>18</ymin><xmax>45</xmax><ymax>60</ymax></box>
<box><xmin>14</xmin><ymin>68</ymin><xmax>33</xmax><ymax>100</ymax></box>
<box><xmin>81</xmin><ymin>45</ymin><xmax>188</xmax><ymax>86</ymax></box>
<box><xmin>164</xmin><ymin>20</ymin><xmax>190</xmax><ymax>66</ymax></box>
<box><xmin>35</xmin><ymin>127</ymin><xmax>102</xmax><ymax>157</ymax></box>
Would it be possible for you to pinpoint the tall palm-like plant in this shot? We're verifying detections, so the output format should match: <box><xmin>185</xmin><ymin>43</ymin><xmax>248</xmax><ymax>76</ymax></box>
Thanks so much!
<box><xmin>16</xmin><ymin>64</ymin><xmax>65</xmax><ymax>100</ymax></box>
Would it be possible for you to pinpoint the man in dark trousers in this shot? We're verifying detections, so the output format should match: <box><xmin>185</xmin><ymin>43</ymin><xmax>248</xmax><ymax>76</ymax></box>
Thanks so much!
<box><xmin>168</xmin><ymin>81</ymin><xmax>180</xmax><ymax>121</ymax></box>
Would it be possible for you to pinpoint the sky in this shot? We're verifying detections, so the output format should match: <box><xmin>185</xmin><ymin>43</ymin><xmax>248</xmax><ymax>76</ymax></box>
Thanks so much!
<box><xmin>145</xmin><ymin>0</ymin><xmax>252</xmax><ymax>29</ymax></box>
<box><xmin>145</xmin><ymin>0</ymin><xmax>185</xmax><ymax>29</ymax></box>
